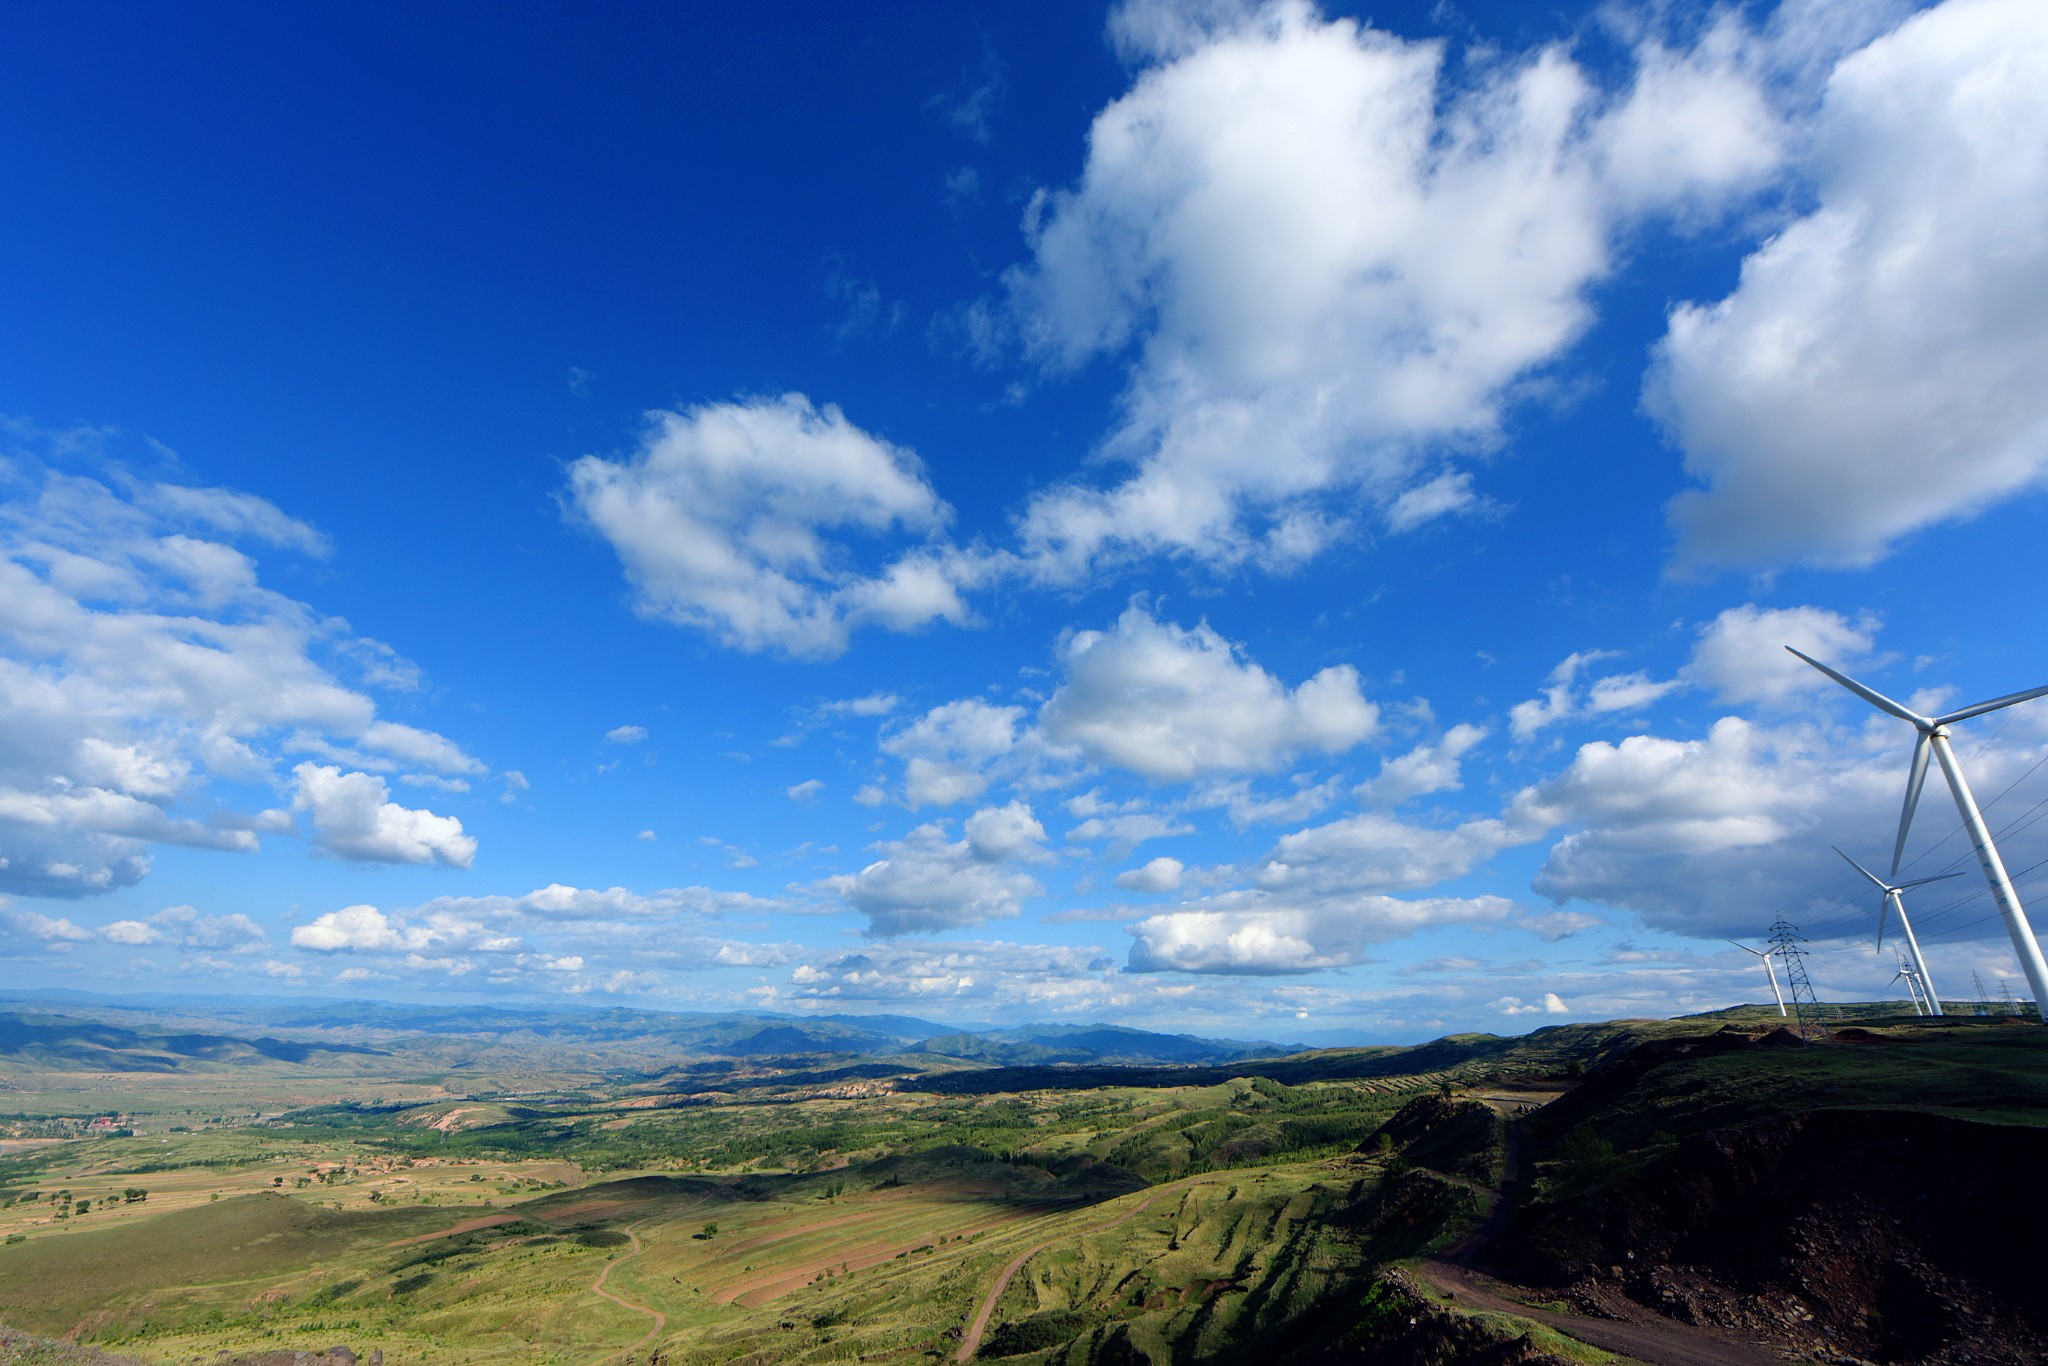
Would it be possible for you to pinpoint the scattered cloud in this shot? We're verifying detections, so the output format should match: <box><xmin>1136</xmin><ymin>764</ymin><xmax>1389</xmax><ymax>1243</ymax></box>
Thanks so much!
<box><xmin>1355</xmin><ymin>724</ymin><xmax>1488</xmax><ymax>807</ymax></box>
<box><xmin>1040</xmin><ymin>605</ymin><xmax>1377</xmax><ymax>781</ymax></box>
<box><xmin>880</xmin><ymin>698</ymin><xmax>1029</xmax><ymax>808</ymax></box>
<box><xmin>1681</xmin><ymin>604</ymin><xmax>1880</xmax><ymax>706</ymax></box>
<box><xmin>1127</xmin><ymin>892</ymin><xmax>1520</xmax><ymax>974</ymax></box>
<box><xmin>818</xmin><ymin>822</ymin><xmax>1042</xmax><ymax>937</ymax></box>
<box><xmin>606</xmin><ymin>724</ymin><xmax>648</xmax><ymax>745</ymax></box>
<box><xmin>1115</xmin><ymin>856</ymin><xmax>1185</xmax><ymax>892</ymax></box>
<box><xmin>1002</xmin><ymin>0</ymin><xmax>1786</xmax><ymax>580</ymax></box>
<box><xmin>1490</xmin><ymin>991</ymin><xmax>1570</xmax><ymax>1016</ymax></box>
<box><xmin>99</xmin><ymin>904</ymin><xmax>266</xmax><ymax>952</ymax></box>
<box><xmin>1656</xmin><ymin>0</ymin><xmax>2048</xmax><ymax>571</ymax></box>
<box><xmin>564</xmin><ymin>396</ymin><xmax>977</xmax><ymax>658</ymax></box>
<box><xmin>291</xmin><ymin>763</ymin><xmax>476</xmax><ymax>868</ymax></box>
<box><xmin>0</xmin><ymin>456</ymin><xmax>481</xmax><ymax>897</ymax></box>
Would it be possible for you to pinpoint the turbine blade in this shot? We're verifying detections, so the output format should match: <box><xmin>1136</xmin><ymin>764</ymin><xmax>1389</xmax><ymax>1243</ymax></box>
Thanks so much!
<box><xmin>1892</xmin><ymin>732</ymin><xmax>1932</xmax><ymax>877</ymax></box>
<box><xmin>1725</xmin><ymin>940</ymin><xmax>1764</xmax><ymax>958</ymax></box>
<box><xmin>1876</xmin><ymin>894</ymin><xmax>1889</xmax><ymax>953</ymax></box>
<box><xmin>1895</xmin><ymin>870</ymin><xmax>1964</xmax><ymax>891</ymax></box>
<box><xmin>1833</xmin><ymin>846</ymin><xmax>1887</xmax><ymax>891</ymax></box>
<box><xmin>1785</xmin><ymin>647</ymin><xmax>1925</xmax><ymax>724</ymax></box>
<box><xmin>1937</xmin><ymin>681</ymin><xmax>2048</xmax><ymax>727</ymax></box>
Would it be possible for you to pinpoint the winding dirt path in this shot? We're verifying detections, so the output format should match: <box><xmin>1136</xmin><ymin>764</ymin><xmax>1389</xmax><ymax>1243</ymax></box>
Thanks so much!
<box><xmin>586</xmin><ymin>1224</ymin><xmax>665</xmax><ymax>1364</ymax></box>
<box><xmin>953</xmin><ymin>1186</ymin><xmax>1174</xmax><ymax>1363</ymax></box>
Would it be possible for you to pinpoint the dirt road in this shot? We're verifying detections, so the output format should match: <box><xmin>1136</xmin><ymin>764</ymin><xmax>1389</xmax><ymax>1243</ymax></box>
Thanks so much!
<box><xmin>953</xmin><ymin>1186</ymin><xmax>1175</xmax><ymax>1363</ymax></box>
<box><xmin>1414</xmin><ymin>1260</ymin><xmax>1784</xmax><ymax>1366</ymax></box>
<box><xmin>587</xmin><ymin>1225</ymin><xmax>666</xmax><ymax>1364</ymax></box>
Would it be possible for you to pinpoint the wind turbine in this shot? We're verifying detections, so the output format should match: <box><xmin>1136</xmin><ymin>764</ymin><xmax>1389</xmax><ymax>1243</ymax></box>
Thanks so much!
<box><xmin>1788</xmin><ymin>647</ymin><xmax>2048</xmax><ymax>1023</ymax></box>
<box><xmin>1728</xmin><ymin>940</ymin><xmax>1787</xmax><ymax>1016</ymax></box>
<box><xmin>1890</xmin><ymin>956</ymin><xmax>1926</xmax><ymax>1015</ymax></box>
<box><xmin>1834</xmin><ymin>847</ymin><xmax>1959</xmax><ymax>1017</ymax></box>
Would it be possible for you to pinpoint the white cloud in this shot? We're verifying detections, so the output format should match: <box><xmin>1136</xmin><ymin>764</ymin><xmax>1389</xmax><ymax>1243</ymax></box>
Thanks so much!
<box><xmin>1355</xmin><ymin>723</ymin><xmax>1488</xmax><ymax>807</ymax></box>
<box><xmin>1066</xmin><ymin>810</ymin><xmax>1194</xmax><ymax>853</ymax></box>
<box><xmin>1189</xmin><ymin>775</ymin><xmax>1343</xmax><ymax>829</ymax></box>
<box><xmin>400</xmin><ymin>773</ymin><xmax>471</xmax><ymax>794</ymax></box>
<box><xmin>0</xmin><ymin>456</ymin><xmax>482</xmax><ymax>897</ymax></box>
<box><xmin>963</xmin><ymin>800</ymin><xmax>1048</xmax><ymax>862</ymax></box>
<box><xmin>771</xmin><ymin>940</ymin><xmax>1117</xmax><ymax>1010</ymax></box>
<box><xmin>1491</xmin><ymin>991</ymin><xmax>1570</xmax><ymax>1016</ymax></box>
<box><xmin>1655</xmin><ymin>0</ymin><xmax>2048</xmax><ymax>570</ymax></box>
<box><xmin>139</xmin><ymin>483</ymin><xmax>331</xmax><ymax>557</ymax></box>
<box><xmin>1518</xmin><ymin>718</ymin><xmax>1814</xmax><ymax>860</ymax></box>
<box><xmin>1682</xmin><ymin>603</ymin><xmax>1880</xmax><ymax>706</ymax></box>
<box><xmin>1384</xmin><ymin>472</ymin><xmax>1486</xmax><ymax>535</ymax></box>
<box><xmin>358</xmin><ymin>720</ymin><xmax>483</xmax><ymax>775</ymax></box>
<box><xmin>606</xmin><ymin>724</ymin><xmax>648</xmax><ymax>745</ymax></box>
<box><xmin>1503</xmin><ymin>711</ymin><xmax>2036</xmax><ymax>941</ymax></box>
<box><xmin>880</xmin><ymin>698</ymin><xmax>1028</xmax><ymax>807</ymax></box>
<box><xmin>819</xmin><ymin>822</ymin><xmax>1042</xmax><ymax>937</ymax></box>
<box><xmin>1039</xmin><ymin>605</ymin><xmax>1377</xmax><ymax>780</ymax></box>
<box><xmin>291</xmin><ymin>904</ymin><xmax>411</xmax><ymax>952</ymax></box>
<box><xmin>822</xmin><ymin>692</ymin><xmax>900</xmax><ymax>717</ymax></box>
<box><xmin>99</xmin><ymin>904</ymin><xmax>266</xmax><ymax>952</ymax></box>
<box><xmin>1255</xmin><ymin>808</ymin><xmax>1546</xmax><ymax>896</ymax></box>
<box><xmin>1115</xmin><ymin>855</ymin><xmax>1185</xmax><ymax>892</ymax></box>
<box><xmin>636</xmin><ymin>829</ymin><xmax>657</xmax><ymax>841</ymax></box>
<box><xmin>564</xmin><ymin>396</ymin><xmax>975</xmax><ymax>658</ymax></box>
<box><xmin>1126</xmin><ymin>892</ymin><xmax>1519</xmax><ymax>974</ymax></box>
<box><xmin>1003</xmin><ymin>0</ymin><xmax>1785</xmax><ymax>579</ymax></box>
<box><xmin>787</xmin><ymin>778</ymin><xmax>825</xmax><ymax>803</ymax></box>
<box><xmin>4</xmin><ymin>908</ymin><xmax>93</xmax><ymax>943</ymax></box>
<box><xmin>1509</xmin><ymin>650</ymin><xmax>1680</xmax><ymax>740</ymax></box>
<box><xmin>291</xmin><ymin>763</ymin><xmax>476</xmax><ymax>868</ymax></box>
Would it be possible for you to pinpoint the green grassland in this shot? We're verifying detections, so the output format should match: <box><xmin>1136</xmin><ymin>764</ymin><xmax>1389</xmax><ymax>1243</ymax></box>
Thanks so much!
<box><xmin>1</xmin><ymin>1008</ymin><xmax>2042</xmax><ymax>1364</ymax></box>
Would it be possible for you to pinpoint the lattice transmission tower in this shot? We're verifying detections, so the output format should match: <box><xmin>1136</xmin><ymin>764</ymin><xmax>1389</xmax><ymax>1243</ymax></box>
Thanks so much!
<box><xmin>1971</xmin><ymin>971</ymin><xmax>1992</xmax><ymax>1016</ymax></box>
<box><xmin>1767</xmin><ymin>918</ymin><xmax>1831</xmax><ymax>1043</ymax></box>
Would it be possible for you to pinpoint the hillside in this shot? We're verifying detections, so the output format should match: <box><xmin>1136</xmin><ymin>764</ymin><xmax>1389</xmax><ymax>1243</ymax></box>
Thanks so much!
<box><xmin>1</xmin><ymin>1004</ymin><xmax>2043</xmax><ymax>1363</ymax></box>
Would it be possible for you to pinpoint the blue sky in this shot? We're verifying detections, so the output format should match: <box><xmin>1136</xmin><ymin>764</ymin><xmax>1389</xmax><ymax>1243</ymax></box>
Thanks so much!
<box><xmin>5</xmin><ymin>0</ymin><xmax>2048</xmax><ymax>1039</ymax></box>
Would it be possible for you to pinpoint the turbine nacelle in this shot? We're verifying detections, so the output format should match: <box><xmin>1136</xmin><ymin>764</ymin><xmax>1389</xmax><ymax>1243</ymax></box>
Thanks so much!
<box><xmin>1832</xmin><ymin>846</ymin><xmax>1960</xmax><ymax>951</ymax></box>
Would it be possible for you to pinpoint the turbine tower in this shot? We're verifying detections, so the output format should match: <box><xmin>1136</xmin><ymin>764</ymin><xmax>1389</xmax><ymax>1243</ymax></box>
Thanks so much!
<box><xmin>1728</xmin><ymin>939</ymin><xmax>1788</xmax><ymax>1016</ymax></box>
<box><xmin>1834</xmin><ymin>847</ymin><xmax>1959</xmax><ymax>1017</ymax></box>
<box><xmin>1788</xmin><ymin>648</ymin><xmax>2048</xmax><ymax>1024</ymax></box>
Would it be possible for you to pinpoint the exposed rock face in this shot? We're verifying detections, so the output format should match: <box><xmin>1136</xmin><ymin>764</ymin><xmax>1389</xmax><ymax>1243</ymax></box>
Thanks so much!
<box><xmin>1500</xmin><ymin>1107</ymin><xmax>2048</xmax><ymax>1363</ymax></box>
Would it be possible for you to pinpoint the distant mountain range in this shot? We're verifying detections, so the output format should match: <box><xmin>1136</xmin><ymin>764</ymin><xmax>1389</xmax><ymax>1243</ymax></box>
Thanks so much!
<box><xmin>0</xmin><ymin>990</ymin><xmax>1306</xmax><ymax>1075</ymax></box>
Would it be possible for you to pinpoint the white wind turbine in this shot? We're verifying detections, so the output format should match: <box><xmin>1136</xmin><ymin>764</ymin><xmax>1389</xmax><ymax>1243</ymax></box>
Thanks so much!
<box><xmin>1789</xmin><ymin>647</ymin><xmax>2048</xmax><ymax>1023</ymax></box>
<box><xmin>1834</xmin><ymin>847</ymin><xmax>1959</xmax><ymax>1017</ymax></box>
<box><xmin>1727</xmin><ymin>940</ymin><xmax>1787</xmax><ymax>1016</ymax></box>
<box><xmin>1889</xmin><ymin>955</ymin><xmax>1926</xmax><ymax>1015</ymax></box>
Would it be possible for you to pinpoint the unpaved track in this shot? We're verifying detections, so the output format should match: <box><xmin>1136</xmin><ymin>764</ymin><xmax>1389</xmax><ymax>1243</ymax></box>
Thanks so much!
<box><xmin>1414</xmin><ymin>1261</ymin><xmax>1783</xmax><ymax>1366</ymax></box>
<box><xmin>587</xmin><ymin>1225</ymin><xmax>665</xmax><ymax>1364</ymax></box>
<box><xmin>953</xmin><ymin>1186</ymin><xmax>1177</xmax><ymax>1363</ymax></box>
